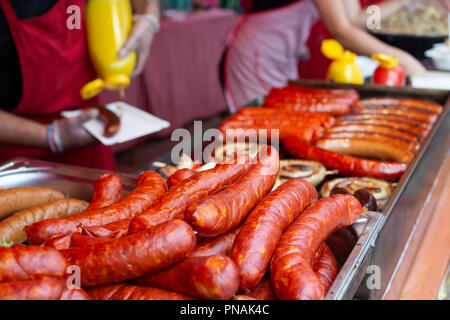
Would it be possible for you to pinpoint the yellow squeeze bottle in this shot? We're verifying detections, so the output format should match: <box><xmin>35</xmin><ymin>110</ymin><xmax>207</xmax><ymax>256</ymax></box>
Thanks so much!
<box><xmin>81</xmin><ymin>0</ymin><xmax>137</xmax><ymax>100</ymax></box>
<box><xmin>321</xmin><ymin>39</ymin><xmax>364</xmax><ymax>85</ymax></box>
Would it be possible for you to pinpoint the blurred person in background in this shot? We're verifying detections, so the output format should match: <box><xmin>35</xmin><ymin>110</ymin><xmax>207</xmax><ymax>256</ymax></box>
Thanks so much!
<box><xmin>223</xmin><ymin>0</ymin><xmax>450</xmax><ymax>111</ymax></box>
<box><xmin>0</xmin><ymin>0</ymin><xmax>160</xmax><ymax>170</ymax></box>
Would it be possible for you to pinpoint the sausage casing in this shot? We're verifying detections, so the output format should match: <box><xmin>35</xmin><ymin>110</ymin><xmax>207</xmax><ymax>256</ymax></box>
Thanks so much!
<box><xmin>87</xmin><ymin>173</ymin><xmax>122</xmax><ymax>211</ymax></box>
<box><xmin>0</xmin><ymin>245</ymin><xmax>68</xmax><ymax>283</ymax></box>
<box><xmin>133</xmin><ymin>255</ymin><xmax>239</xmax><ymax>300</ymax></box>
<box><xmin>88</xmin><ymin>284</ymin><xmax>193</xmax><ymax>300</ymax></box>
<box><xmin>191</xmin><ymin>226</ymin><xmax>242</xmax><ymax>257</ymax></box>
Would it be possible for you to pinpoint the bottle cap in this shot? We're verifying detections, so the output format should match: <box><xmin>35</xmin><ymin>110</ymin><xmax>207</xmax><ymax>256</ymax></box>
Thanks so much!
<box><xmin>372</xmin><ymin>53</ymin><xmax>399</xmax><ymax>68</ymax></box>
<box><xmin>80</xmin><ymin>78</ymin><xmax>105</xmax><ymax>100</ymax></box>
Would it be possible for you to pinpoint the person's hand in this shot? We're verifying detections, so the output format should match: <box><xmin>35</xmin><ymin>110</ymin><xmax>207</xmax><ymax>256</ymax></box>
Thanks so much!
<box><xmin>118</xmin><ymin>15</ymin><xmax>158</xmax><ymax>77</ymax></box>
<box><xmin>399</xmin><ymin>53</ymin><xmax>427</xmax><ymax>76</ymax></box>
<box><xmin>418</xmin><ymin>0</ymin><xmax>450</xmax><ymax>12</ymax></box>
<box><xmin>51</xmin><ymin>109</ymin><xmax>99</xmax><ymax>152</ymax></box>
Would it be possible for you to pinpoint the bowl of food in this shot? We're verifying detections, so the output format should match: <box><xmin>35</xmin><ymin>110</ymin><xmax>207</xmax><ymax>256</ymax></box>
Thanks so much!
<box><xmin>425</xmin><ymin>42</ymin><xmax>450</xmax><ymax>71</ymax></box>
<box><xmin>370</xmin><ymin>6</ymin><xmax>448</xmax><ymax>60</ymax></box>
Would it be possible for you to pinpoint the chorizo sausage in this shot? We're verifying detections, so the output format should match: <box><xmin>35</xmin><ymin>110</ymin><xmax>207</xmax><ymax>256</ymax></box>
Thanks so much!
<box><xmin>87</xmin><ymin>104</ymin><xmax>121</xmax><ymax>138</ymax></box>
<box><xmin>234</xmin><ymin>295</ymin><xmax>257</xmax><ymax>300</ymax></box>
<box><xmin>133</xmin><ymin>255</ymin><xmax>239</xmax><ymax>300</ymax></box>
<box><xmin>185</xmin><ymin>146</ymin><xmax>280</xmax><ymax>237</ymax></box>
<box><xmin>0</xmin><ymin>245</ymin><xmax>68</xmax><ymax>283</ymax></box>
<box><xmin>284</xmin><ymin>138</ymin><xmax>407</xmax><ymax>181</ymax></box>
<box><xmin>82</xmin><ymin>219</ymin><xmax>131</xmax><ymax>238</ymax></box>
<box><xmin>270</xmin><ymin>195</ymin><xmax>363</xmax><ymax>300</ymax></box>
<box><xmin>0</xmin><ymin>187</ymin><xmax>64</xmax><ymax>220</ymax></box>
<box><xmin>61</xmin><ymin>219</ymin><xmax>196</xmax><ymax>287</ymax></box>
<box><xmin>128</xmin><ymin>155</ymin><xmax>252</xmax><ymax>234</ymax></box>
<box><xmin>88</xmin><ymin>284</ymin><xmax>193</xmax><ymax>300</ymax></box>
<box><xmin>315</xmin><ymin>138</ymin><xmax>414</xmax><ymax>163</ymax></box>
<box><xmin>25</xmin><ymin>170</ymin><xmax>167</xmax><ymax>244</ymax></box>
<box><xmin>0</xmin><ymin>279</ymin><xmax>90</xmax><ymax>300</ymax></box>
<box><xmin>88</xmin><ymin>173</ymin><xmax>122</xmax><ymax>211</ymax></box>
<box><xmin>167</xmin><ymin>168</ymin><xmax>195</xmax><ymax>188</ymax></box>
<box><xmin>243</xmin><ymin>276</ymin><xmax>277</xmax><ymax>300</ymax></box>
<box><xmin>191</xmin><ymin>226</ymin><xmax>242</xmax><ymax>257</ymax></box>
<box><xmin>230</xmin><ymin>178</ymin><xmax>318</xmax><ymax>289</ymax></box>
<box><xmin>43</xmin><ymin>234</ymin><xmax>73</xmax><ymax>250</ymax></box>
<box><xmin>0</xmin><ymin>199</ymin><xmax>89</xmax><ymax>244</ymax></box>
<box><xmin>313</xmin><ymin>243</ymin><xmax>338</xmax><ymax>293</ymax></box>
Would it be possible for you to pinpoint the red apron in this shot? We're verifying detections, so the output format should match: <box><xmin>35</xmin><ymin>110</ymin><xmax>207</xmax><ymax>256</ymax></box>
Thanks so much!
<box><xmin>0</xmin><ymin>0</ymin><xmax>117</xmax><ymax>171</ymax></box>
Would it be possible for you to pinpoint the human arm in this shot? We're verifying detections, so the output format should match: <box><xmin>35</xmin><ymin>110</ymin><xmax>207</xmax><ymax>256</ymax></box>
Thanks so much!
<box><xmin>313</xmin><ymin>0</ymin><xmax>426</xmax><ymax>76</ymax></box>
<box><xmin>119</xmin><ymin>0</ymin><xmax>161</xmax><ymax>76</ymax></box>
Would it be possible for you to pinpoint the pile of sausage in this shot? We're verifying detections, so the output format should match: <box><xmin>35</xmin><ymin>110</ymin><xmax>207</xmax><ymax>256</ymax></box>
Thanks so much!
<box><xmin>219</xmin><ymin>108</ymin><xmax>336</xmax><ymax>143</ymax></box>
<box><xmin>316</xmin><ymin>98</ymin><xmax>443</xmax><ymax>165</ymax></box>
<box><xmin>0</xmin><ymin>146</ymin><xmax>366</xmax><ymax>300</ymax></box>
<box><xmin>263</xmin><ymin>85</ymin><xmax>359</xmax><ymax>116</ymax></box>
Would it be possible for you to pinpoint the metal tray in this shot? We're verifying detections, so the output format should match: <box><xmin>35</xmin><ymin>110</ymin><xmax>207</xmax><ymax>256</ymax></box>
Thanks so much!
<box><xmin>0</xmin><ymin>159</ymin><xmax>138</xmax><ymax>200</ymax></box>
<box><xmin>0</xmin><ymin>158</ymin><xmax>384</xmax><ymax>300</ymax></box>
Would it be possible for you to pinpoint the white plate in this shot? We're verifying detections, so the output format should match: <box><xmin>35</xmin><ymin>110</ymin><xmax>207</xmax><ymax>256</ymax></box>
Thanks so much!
<box><xmin>61</xmin><ymin>102</ymin><xmax>170</xmax><ymax>146</ymax></box>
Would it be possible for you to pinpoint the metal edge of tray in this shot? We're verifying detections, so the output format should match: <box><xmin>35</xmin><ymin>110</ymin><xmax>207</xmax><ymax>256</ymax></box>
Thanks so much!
<box><xmin>0</xmin><ymin>158</ymin><xmax>139</xmax><ymax>189</ymax></box>
<box><xmin>368</xmin><ymin>99</ymin><xmax>450</xmax><ymax>299</ymax></box>
<box><xmin>325</xmin><ymin>211</ymin><xmax>384</xmax><ymax>300</ymax></box>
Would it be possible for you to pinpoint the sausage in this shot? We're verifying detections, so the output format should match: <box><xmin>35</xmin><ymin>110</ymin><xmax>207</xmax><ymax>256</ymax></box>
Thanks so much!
<box><xmin>191</xmin><ymin>226</ymin><xmax>242</xmax><ymax>257</ymax></box>
<box><xmin>327</xmin><ymin>125</ymin><xmax>421</xmax><ymax>143</ymax></box>
<box><xmin>61</xmin><ymin>219</ymin><xmax>196</xmax><ymax>287</ymax></box>
<box><xmin>128</xmin><ymin>155</ymin><xmax>252</xmax><ymax>234</ymax></box>
<box><xmin>82</xmin><ymin>218</ymin><xmax>131</xmax><ymax>238</ymax></box>
<box><xmin>133</xmin><ymin>255</ymin><xmax>239</xmax><ymax>300</ymax></box>
<box><xmin>270</xmin><ymin>194</ymin><xmax>363</xmax><ymax>300</ymax></box>
<box><xmin>315</xmin><ymin>138</ymin><xmax>414</xmax><ymax>163</ymax></box>
<box><xmin>219</xmin><ymin>123</ymin><xmax>321</xmax><ymax>143</ymax></box>
<box><xmin>243</xmin><ymin>276</ymin><xmax>277</xmax><ymax>300</ymax></box>
<box><xmin>230</xmin><ymin>178</ymin><xmax>318</xmax><ymax>289</ymax></box>
<box><xmin>0</xmin><ymin>279</ymin><xmax>90</xmax><ymax>300</ymax></box>
<box><xmin>0</xmin><ymin>187</ymin><xmax>64</xmax><ymax>220</ymax></box>
<box><xmin>356</xmin><ymin>98</ymin><xmax>443</xmax><ymax>114</ymax></box>
<box><xmin>185</xmin><ymin>146</ymin><xmax>280</xmax><ymax>237</ymax></box>
<box><xmin>352</xmin><ymin>104</ymin><xmax>437</xmax><ymax>123</ymax></box>
<box><xmin>43</xmin><ymin>234</ymin><xmax>73</xmax><ymax>250</ymax></box>
<box><xmin>25</xmin><ymin>171</ymin><xmax>167</xmax><ymax>244</ymax></box>
<box><xmin>87</xmin><ymin>104</ymin><xmax>121</xmax><ymax>138</ymax></box>
<box><xmin>88</xmin><ymin>284</ymin><xmax>193</xmax><ymax>300</ymax></box>
<box><xmin>264</xmin><ymin>99</ymin><xmax>351</xmax><ymax>116</ymax></box>
<box><xmin>338</xmin><ymin>114</ymin><xmax>431</xmax><ymax>129</ymax></box>
<box><xmin>284</xmin><ymin>138</ymin><xmax>407</xmax><ymax>181</ymax></box>
<box><xmin>271</xmin><ymin>85</ymin><xmax>360</xmax><ymax>103</ymax></box>
<box><xmin>88</xmin><ymin>173</ymin><xmax>122</xmax><ymax>211</ymax></box>
<box><xmin>0</xmin><ymin>199</ymin><xmax>89</xmax><ymax>244</ymax></box>
<box><xmin>167</xmin><ymin>168</ymin><xmax>195</xmax><ymax>188</ymax></box>
<box><xmin>313</xmin><ymin>243</ymin><xmax>338</xmax><ymax>293</ymax></box>
<box><xmin>234</xmin><ymin>295</ymin><xmax>257</xmax><ymax>300</ymax></box>
<box><xmin>0</xmin><ymin>245</ymin><xmax>68</xmax><ymax>283</ymax></box>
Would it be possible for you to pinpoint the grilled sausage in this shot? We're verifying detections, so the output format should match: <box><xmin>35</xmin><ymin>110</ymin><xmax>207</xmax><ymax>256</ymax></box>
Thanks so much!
<box><xmin>167</xmin><ymin>168</ymin><xmax>195</xmax><ymax>188</ymax></box>
<box><xmin>270</xmin><ymin>195</ymin><xmax>363</xmax><ymax>300</ymax></box>
<box><xmin>191</xmin><ymin>226</ymin><xmax>242</xmax><ymax>257</ymax></box>
<box><xmin>87</xmin><ymin>173</ymin><xmax>122</xmax><ymax>211</ymax></box>
<box><xmin>88</xmin><ymin>284</ymin><xmax>193</xmax><ymax>300</ymax></box>
<box><xmin>230</xmin><ymin>178</ymin><xmax>318</xmax><ymax>289</ymax></box>
<box><xmin>185</xmin><ymin>146</ymin><xmax>280</xmax><ymax>237</ymax></box>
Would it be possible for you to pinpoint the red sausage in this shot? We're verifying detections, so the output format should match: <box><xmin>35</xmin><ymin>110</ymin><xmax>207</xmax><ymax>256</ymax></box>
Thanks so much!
<box><xmin>0</xmin><ymin>245</ymin><xmax>68</xmax><ymax>283</ymax></box>
<box><xmin>82</xmin><ymin>219</ymin><xmax>131</xmax><ymax>238</ymax></box>
<box><xmin>61</xmin><ymin>220</ymin><xmax>196</xmax><ymax>287</ymax></box>
<box><xmin>185</xmin><ymin>146</ymin><xmax>280</xmax><ymax>237</ymax></box>
<box><xmin>0</xmin><ymin>279</ymin><xmax>89</xmax><ymax>300</ymax></box>
<box><xmin>88</xmin><ymin>173</ymin><xmax>122</xmax><ymax>211</ymax></box>
<box><xmin>270</xmin><ymin>195</ymin><xmax>363</xmax><ymax>300</ymax></box>
<box><xmin>88</xmin><ymin>284</ymin><xmax>193</xmax><ymax>300</ymax></box>
<box><xmin>313</xmin><ymin>243</ymin><xmax>338</xmax><ymax>294</ymax></box>
<box><xmin>284</xmin><ymin>138</ymin><xmax>407</xmax><ymax>181</ymax></box>
<box><xmin>191</xmin><ymin>226</ymin><xmax>242</xmax><ymax>257</ymax></box>
<box><xmin>25</xmin><ymin>171</ymin><xmax>167</xmax><ymax>244</ymax></box>
<box><xmin>234</xmin><ymin>295</ymin><xmax>257</xmax><ymax>300</ymax></box>
<box><xmin>133</xmin><ymin>255</ymin><xmax>239</xmax><ymax>300</ymax></box>
<box><xmin>129</xmin><ymin>155</ymin><xmax>252</xmax><ymax>234</ymax></box>
<box><xmin>230</xmin><ymin>178</ymin><xmax>318</xmax><ymax>289</ymax></box>
<box><xmin>167</xmin><ymin>168</ymin><xmax>195</xmax><ymax>188</ymax></box>
<box><xmin>243</xmin><ymin>276</ymin><xmax>277</xmax><ymax>300</ymax></box>
<box><xmin>43</xmin><ymin>234</ymin><xmax>73</xmax><ymax>250</ymax></box>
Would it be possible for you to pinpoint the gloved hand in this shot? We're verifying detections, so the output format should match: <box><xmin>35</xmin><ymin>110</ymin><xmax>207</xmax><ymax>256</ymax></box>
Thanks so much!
<box><xmin>118</xmin><ymin>14</ymin><xmax>159</xmax><ymax>77</ymax></box>
<box><xmin>50</xmin><ymin>109</ymin><xmax>99</xmax><ymax>152</ymax></box>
